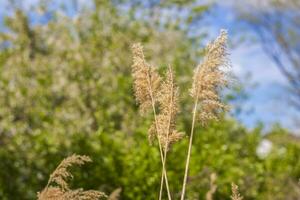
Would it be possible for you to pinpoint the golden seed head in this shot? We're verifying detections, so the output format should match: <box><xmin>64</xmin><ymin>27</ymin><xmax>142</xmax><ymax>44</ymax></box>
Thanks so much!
<box><xmin>131</xmin><ymin>43</ymin><xmax>161</xmax><ymax>115</ymax></box>
<box><xmin>231</xmin><ymin>183</ymin><xmax>243</xmax><ymax>200</ymax></box>
<box><xmin>148</xmin><ymin>66</ymin><xmax>183</xmax><ymax>150</ymax></box>
<box><xmin>190</xmin><ymin>30</ymin><xmax>230</xmax><ymax>125</ymax></box>
<box><xmin>37</xmin><ymin>155</ymin><xmax>107</xmax><ymax>200</ymax></box>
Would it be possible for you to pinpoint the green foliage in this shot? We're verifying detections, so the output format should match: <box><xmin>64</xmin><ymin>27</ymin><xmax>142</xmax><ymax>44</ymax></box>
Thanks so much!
<box><xmin>0</xmin><ymin>1</ymin><xmax>299</xmax><ymax>200</ymax></box>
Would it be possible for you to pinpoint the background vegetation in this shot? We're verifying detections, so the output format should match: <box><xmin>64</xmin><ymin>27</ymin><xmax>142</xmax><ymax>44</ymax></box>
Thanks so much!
<box><xmin>0</xmin><ymin>0</ymin><xmax>299</xmax><ymax>199</ymax></box>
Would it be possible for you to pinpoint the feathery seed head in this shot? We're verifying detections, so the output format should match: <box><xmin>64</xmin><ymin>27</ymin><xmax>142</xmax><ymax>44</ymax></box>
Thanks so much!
<box><xmin>131</xmin><ymin>43</ymin><xmax>161</xmax><ymax>115</ymax></box>
<box><xmin>190</xmin><ymin>30</ymin><xmax>229</xmax><ymax>125</ymax></box>
<box><xmin>231</xmin><ymin>183</ymin><xmax>243</xmax><ymax>200</ymax></box>
<box><xmin>38</xmin><ymin>187</ymin><xmax>64</xmax><ymax>200</ymax></box>
<box><xmin>37</xmin><ymin>154</ymin><xmax>107</xmax><ymax>200</ymax></box>
<box><xmin>149</xmin><ymin>66</ymin><xmax>183</xmax><ymax>150</ymax></box>
<box><xmin>47</xmin><ymin>155</ymin><xmax>91</xmax><ymax>191</ymax></box>
<box><xmin>38</xmin><ymin>188</ymin><xmax>106</xmax><ymax>200</ymax></box>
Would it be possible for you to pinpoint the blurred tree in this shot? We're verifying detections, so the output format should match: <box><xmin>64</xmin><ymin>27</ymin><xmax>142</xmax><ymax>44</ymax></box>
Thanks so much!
<box><xmin>236</xmin><ymin>0</ymin><xmax>300</xmax><ymax>110</ymax></box>
<box><xmin>0</xmin><ymin>0</ymin><xmax>203</xmax><ymax>199</ymax></box>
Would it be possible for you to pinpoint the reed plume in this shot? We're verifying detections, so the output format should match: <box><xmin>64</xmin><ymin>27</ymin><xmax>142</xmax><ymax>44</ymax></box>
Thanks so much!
<box><xmin>181</xmin><ymin>30</ymin><xmax>229</xmax><ymax>200</ymax></box>
<box><xmin>131</xmin><ymin>43</ymin><xmax>171</xmax><ymax>200</ymax></box>
<box><xmin>150</xmin><ymin>65</ymin><xmax>183</xmax><ymax>199</ymax></box>
<box><xmin>131</xmin><ymin>43</ymin><xmax>161</xmax><ymax>115</ymax></box>
<box><xmin>149</xmin><ymin>65</ymin><xmax>183</xmax><ymax>151</ymax></box>
<box><xmin>190</xmin><ymin>30</ymin><xmax>229</xmax><ymax>125</ymax></box>
<box><xmin>37</xmin><ymin>154</ymin><xmax>106</xmax><ymax>200</ymax></box>
<box><xmin>231</xmin><ymin>183</ymin><xmax>243</xmax><ymax>200</ymax></box>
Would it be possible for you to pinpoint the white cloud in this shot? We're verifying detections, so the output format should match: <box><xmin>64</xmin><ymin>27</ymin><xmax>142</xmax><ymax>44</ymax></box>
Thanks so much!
<box><xmin>230</xmin><ymin>44</ymin><xmax>287</xmax><ymax>85</ymax></box>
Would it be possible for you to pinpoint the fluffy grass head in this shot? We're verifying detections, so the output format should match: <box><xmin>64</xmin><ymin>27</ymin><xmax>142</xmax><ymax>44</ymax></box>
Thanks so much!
<box><xmin>37</xmin><ymin>154</ymin><xmax>106</xmax><ymax>200</ymax></box>
<box><xmin>190</xmin><ymin>30</ymin><xmax>229</xmax><ymax>125</ymax></box>
<box><xmin>131</xmin><ymin>43</ymin><xmax>161</xmax><ymax>115</ymax></box>
<box><xmin>148</xmin><ymin>65</ymin><xmax>183</xmax><ymax>150</ymax></box>
<box><xmin>231</xmin><ymin>183</ymin><xmax>243</xmax><ymax>200</ymax></box>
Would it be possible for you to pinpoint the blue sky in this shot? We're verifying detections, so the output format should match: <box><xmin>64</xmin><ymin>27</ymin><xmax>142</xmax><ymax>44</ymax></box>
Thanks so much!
<box><xmin>203</xmin><ymin>3</ymin><xmax>299</xmax><ymax>131</ymax></box>
<box><xmin>0</xmin><ymin>0</ymin><xmax>298</xmax><ymax>131</ymax></box>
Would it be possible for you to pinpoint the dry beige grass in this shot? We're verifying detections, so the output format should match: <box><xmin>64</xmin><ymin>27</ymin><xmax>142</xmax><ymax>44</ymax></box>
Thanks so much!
<box><xmin>131</xmin><ymin>43</ymin><xmax>171</xmax><ymax>200</ymax></box>
<box><xmin>148</xmin><ymin>65</ymin><xmax>183</xmax><ymax>151</ymax></box>
<box><xmin>156</xmin><ymin>65</ymin><xmax>183</xmax><ymax>200</ymax></box>
<box><xmin>190</xmin><ymin>29</ymin><xmax>229</xmax><ymax>125</ymax></box>
<box><xmin>107</xmin><ymin>188</ymin><xmax>122</xmax><ymax>200</ymax></box>
<box><xmin>37</xmin><ymin>155</ymin><xmax>106</xmax><ymax>200</ymax></box>
<box><xmin>131</xmin><ymin>43</ymin><xmax>161</xmax><ymax>115</ymax></box>
<box><xmin>231</xmin><ymin>183</ymin><xmax>243</xmax><ymax>200</ymax></box>
<box><xmin>131</xmin><ymin>30</ymin><xmax>230</xmax><ymax>200</ymax></box>
<box><xmin>181</xmin><ymin>30</ymin><xmax>230</xmax><ymax>200</ymax></box>
<box><xmin>205</xmin><ymin>173</ymin><xmax>217</xmax><ymax>200</ymax></box>
<box><xmin>131</xmin><ymin>45</ymin><xmax>185</xmax><ymax>200</ymax></box>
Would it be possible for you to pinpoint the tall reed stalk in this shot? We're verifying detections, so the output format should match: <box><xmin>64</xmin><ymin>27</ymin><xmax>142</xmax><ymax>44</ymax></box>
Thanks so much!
<box><xmin>180</xmin><ymin>30</ymin><xmax>229</xmax><ymax>200</ymax></box>
<box><xmin>180</xmin><ymin>98</ymin><xmax>198</xmax><ymax>200</ymax></box>
<box><xmin>131</xmin><ymin>30</ymin><xmax>229</xmax><ymax>200</ymax></box>
<box><xmin>131</xmin><ymin>44</ymin><xmax>172</xmax><ymax>200</ymax></box>
<box><xmin>159</xmin><ymin>66</ymin><xmax>174</xmax><ymax>200</ymax></box>
<box><xmin>149</xmin><ymin>90</ymin><xmax>172</xmax><ymax>200</ymax></box>
<box><xmin>157</xmin><ymin>65</ymin><xmax>182</xmax><ymax>200</ymax></box>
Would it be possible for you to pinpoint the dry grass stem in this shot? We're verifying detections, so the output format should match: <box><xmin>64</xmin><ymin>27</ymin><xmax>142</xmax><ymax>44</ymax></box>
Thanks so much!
<box><xmin>108</xmin><ymin>188</ymin><xmax>122</xmax><ymax>200</ymax></box>
<box><xmin>181</xmin><ymin>30</ymin><xmax>229</xmax><ymax>200</ymax></box>
<box><xmin>155</xmin><ymin>65</ymin><xmax>183</xmax><ymax>199</ymax></box>
<box><xmin>37</xmin><ymin>154</ymin><xmax>106</xmax><ymax>200</ymax></box>
<box><xmin>231</xmin><ymin>183</ymin><xmax>243</xmax><ymax>200</ymax></box>
<box><xmin>205</xmin><ymin>173</ymin><xmax>217</xmax><ymax>200</ymax></box>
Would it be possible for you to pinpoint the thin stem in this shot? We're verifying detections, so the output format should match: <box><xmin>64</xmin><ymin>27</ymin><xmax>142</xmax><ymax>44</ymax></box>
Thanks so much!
<box><xmin>180</xmin><ymin>99</ymin><xmax>198</xmax><ymax>200</ymax></box>
<box><xmin>159</xmin><ymin>65</ymin><xmax>174</xmax><ymax>200</ymax></box>
<box><xmin>159</xmin><ymin>172</ymin><xmax>164</xmax><ymax>200</ymax></box>
<box><xmin>151</xmin><ymin>100</ymin><xmax>172</xmax><ymax>200</ymax></box>
<box><xmin>145</xmin><ymin>67</ymin><xmax>172</xmax><ymax>200</ymax></box>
